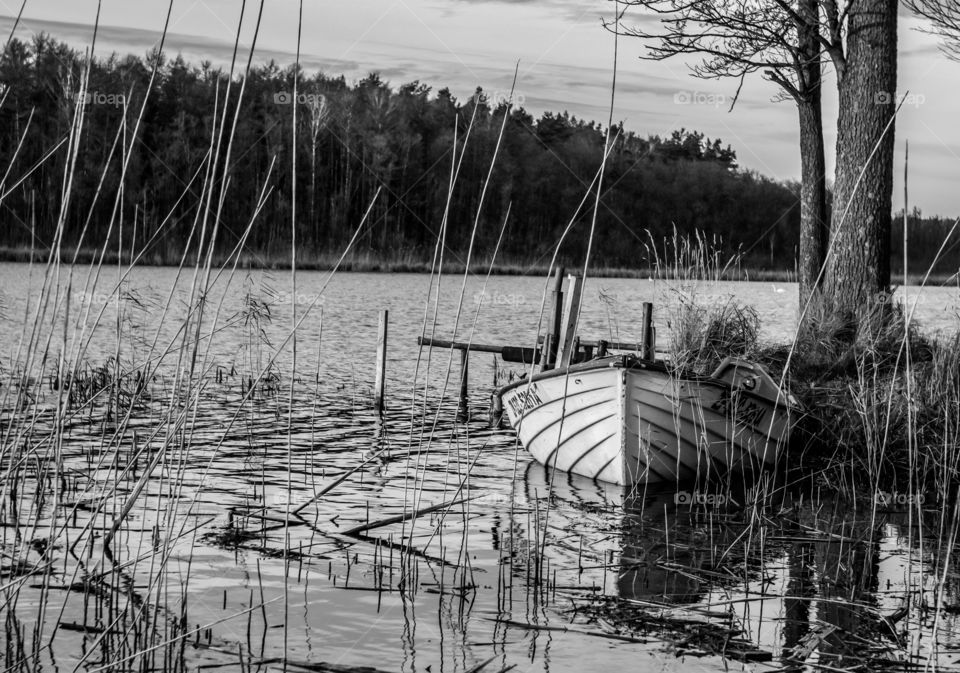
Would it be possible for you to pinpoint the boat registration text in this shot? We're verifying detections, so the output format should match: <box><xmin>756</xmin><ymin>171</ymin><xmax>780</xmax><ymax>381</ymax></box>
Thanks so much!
<box><xmin>506</xmin><ymin>384</ymin><xmax>545</xmax><ymax>418</ymax></box>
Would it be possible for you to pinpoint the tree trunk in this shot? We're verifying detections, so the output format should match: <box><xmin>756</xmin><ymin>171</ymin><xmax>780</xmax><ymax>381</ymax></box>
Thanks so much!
<box><xmin>797</xmin><ymin>0</ymin><xmax>828</xmax><ymax>310</ymax></box>
<box><xmin>824</xmin><ymin>0</ymin><xmax>898</xmax><ymax>322</ymax></box>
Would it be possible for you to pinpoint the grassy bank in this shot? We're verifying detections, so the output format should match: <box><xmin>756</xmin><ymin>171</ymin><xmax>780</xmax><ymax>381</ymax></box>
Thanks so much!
<box><xmin>671</xmin><ymin>293</ymin><xmax>960</xmax><ymax>498</ymax></box>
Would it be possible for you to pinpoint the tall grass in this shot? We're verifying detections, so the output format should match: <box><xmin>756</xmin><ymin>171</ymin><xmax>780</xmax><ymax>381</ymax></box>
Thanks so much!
<box><xmin>0</xmin><ymin>4</ymin><xmax>385</xmax><ymax>671</ymax></box>
<box><xmin>776</xmin><ymin>301</ymin><xmax>960</xmax><ymax>493</ymax></box>
<box><xmin>2</xmin><ymin>5</ymin><xmax>959</xmax><ymax>672</ymax></box>
<box><xmin>642</xmin><ymin>228</ymin><xmax>761</xmax><ymax>373</ymax></box>
<box><xmin>644</xmin><ymin>228</ymin><xmax>960</xmax><ymax>499</ymax></box>
<box><xmin>645</xmin><ymin>227</ymin><xmax>744</xmax><ymax>283</ymax></box>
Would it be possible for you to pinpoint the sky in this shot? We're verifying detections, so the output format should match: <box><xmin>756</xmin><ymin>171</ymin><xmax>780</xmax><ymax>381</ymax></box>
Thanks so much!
<box><xmin>2</xmin><ymin>0</ymin><xmax>960</xmax><ymax>216</ymax></box>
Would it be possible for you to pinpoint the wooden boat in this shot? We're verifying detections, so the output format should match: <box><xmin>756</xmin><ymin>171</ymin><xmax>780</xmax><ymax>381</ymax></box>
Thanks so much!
<box><xmin>417</xmin><ymin>270</ymin><xmax>797</xmax><ymax>486</ymax></box>
<box><xmin>495</xmin><ymin>354</ymin><xmax>796</xmax><ymax>485</ymax></box>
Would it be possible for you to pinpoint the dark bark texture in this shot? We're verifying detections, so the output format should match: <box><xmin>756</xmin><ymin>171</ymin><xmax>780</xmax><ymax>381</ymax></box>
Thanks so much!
<box><xmin>824</xmin><ymin>0</ymin><xmax>898</xmax><ymax>319</ymax></box>
<box><xmin>797</xmin><ymin>0</ymin><xmax>828</xmax><ymax>309</ymax></box>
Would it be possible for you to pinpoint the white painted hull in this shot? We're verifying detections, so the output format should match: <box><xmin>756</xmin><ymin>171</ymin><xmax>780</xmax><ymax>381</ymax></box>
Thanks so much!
<box><xmin>499</xmin><ymin>357</ymin><xmax>793</xmax><ymax>486</ymax></box>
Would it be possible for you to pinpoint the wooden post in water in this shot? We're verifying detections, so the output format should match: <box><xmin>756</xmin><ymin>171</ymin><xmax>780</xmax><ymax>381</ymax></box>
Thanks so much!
<box><xmin>557</xmin><ymin>274</ymin><xmax>583</xmax><ymax>369</ymax></box>
<box><xmin>544</xmin><ymin>267</ymin><xmax>565</xmax><ymax>371</ymax></box>
<box><xmin>640</xmin><ymin>302</ymin><xmax>654</xmax><ymax>361</ymax></box>
<box><xmin>542</xmin><ymin>333</ymin><xmax>554</xmax><ymax>371</ymax></box>
<box><xmin>458</xmin><ymin>349</ymin><xmax>469</xmax><ymax>421</ymax></box>
<box><xmin>374</xmin><ymin>310</ymin><xmax>388</xmax><ymax>416</ymax></box>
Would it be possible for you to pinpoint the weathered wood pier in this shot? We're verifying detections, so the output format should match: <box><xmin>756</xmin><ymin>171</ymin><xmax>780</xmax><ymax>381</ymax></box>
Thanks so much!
<box><xmin>415</xmin><ymin>269</ymin><xmax>658</xmax><ymax>417</ymax></box>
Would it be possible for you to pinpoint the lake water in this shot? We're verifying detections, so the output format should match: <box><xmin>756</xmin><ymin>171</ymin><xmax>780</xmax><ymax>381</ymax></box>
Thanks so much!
<box><xmin>1</xmin><ymin>263</ymin><xmax>959</xmax><ymax>673</ymax></box>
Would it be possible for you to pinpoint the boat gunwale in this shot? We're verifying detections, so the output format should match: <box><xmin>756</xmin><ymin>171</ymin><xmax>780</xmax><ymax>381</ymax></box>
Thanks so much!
<box><xmin>495</xmin><ymin>355</ymin><xmax>797</xmax><ymax>415</ymax></box>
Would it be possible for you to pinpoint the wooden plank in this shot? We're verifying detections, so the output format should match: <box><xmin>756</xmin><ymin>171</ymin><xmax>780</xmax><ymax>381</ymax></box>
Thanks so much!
<box><xmin>417</xmin><ymin>337</ymin><xmax>540</xmax><ymax>363</ymax></box>
<box><xmin>418</xmin><ymin>329</ymin><xmax>665</xmax><ymax>367</ymax></box>
<box><xmin>374</xmin><ymin>310</ymin><xmax>388</xmax><ymax>415</ymax></box>
<box><xmin>544</xmin><ymin>266</ymin><xmax>564</xmax><ymax>372</ymax></box>
<box><xmin>536</xmin><ymin>334</ymin><xmax>667</xmax><ymax>355</ymax></box>
<box><xmin>418</xmin><ymin>336</ymin><xmax>503</xmax><ymax>353</ymax></box>
<box><xmin>500</xmin><ymin>346</ymin><xmax>540</xmax><ymax>364</ymax></box>
<box><xmin>556</xmin><ymin>274</ymin><xmax>583</xmax><ymax>368</ymax></box>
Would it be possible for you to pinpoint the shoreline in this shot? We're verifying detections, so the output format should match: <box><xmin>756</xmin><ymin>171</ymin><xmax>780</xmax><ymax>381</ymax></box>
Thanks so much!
<box><xmin>0</xmin><ymin>245</ymin><xmax>796</xmax><ymax>280</ymax></box>
<box><xmin>1</xmin><ymin>247</ymin><xmax>956</xmax><ymax>285</ymax></box>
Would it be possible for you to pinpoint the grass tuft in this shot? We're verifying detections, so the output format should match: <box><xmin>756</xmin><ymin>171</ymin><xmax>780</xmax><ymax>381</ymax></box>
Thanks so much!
<box><xmin>669</xmin><ymin>298</ymin><xmax>760</xmax><ymax>374</ymax></box>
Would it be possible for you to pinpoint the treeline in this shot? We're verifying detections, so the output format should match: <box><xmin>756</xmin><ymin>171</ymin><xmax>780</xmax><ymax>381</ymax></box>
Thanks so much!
<box><xmin>892</xmin><ymin>210</ymin><xmax>960</xmax><ymax>277</ymax></box>
<box><xmin>0</xmin><ymin>34</ymin><xmax>952</xmax><ymax>273</ymax></box>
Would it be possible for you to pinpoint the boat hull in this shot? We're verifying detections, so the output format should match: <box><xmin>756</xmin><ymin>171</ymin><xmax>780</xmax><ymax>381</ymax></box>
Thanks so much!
<box><xmin>499</xmin><ymin>357</ymin><xmax>793</xmax><ymax>486</ymax></box>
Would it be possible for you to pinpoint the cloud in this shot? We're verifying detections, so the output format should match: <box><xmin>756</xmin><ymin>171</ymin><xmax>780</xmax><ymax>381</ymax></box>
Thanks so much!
<box><xmin>430</xmin><ymin>0</ymin><xmax>606</xmax><ymax>22</ymax></box>
<box><xmin>0</xmin><ymin>14</ymin><xmax>361</xmax><ymax>74</ymax></box>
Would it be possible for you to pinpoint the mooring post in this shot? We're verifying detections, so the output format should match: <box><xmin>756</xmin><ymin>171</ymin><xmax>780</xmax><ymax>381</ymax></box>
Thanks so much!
<box><xmin>489</xmin><ymin>390</ymin><xmax>504</xmax><ymax>428</ymax></box>
<box><xmin>458</xmin><ymin>349</ymin><xmax>469</xmax><ymax>421</ymax></box>
<box><xmin>544</xmin><ymin>266</ymin><xmax>564</xmax><ymax>371</ymax></box>
<box><xmin>374</xmin><ymin>310</ymin><xmax>388</xmax><ymax>416</ymax></box>
<box><xmin>640</xmin><ymin>302</ymin><xmax>654</xmax><ymax>360</ymax></box>
<box><xmin>557</xmin><ymin>274</ymin><xmax>583</xmax><ymax>369</ymax></box>
<box><xmin>542</xmin><ymin>333</ymin><xmax>554</xmax><ymax>370</ymax></box>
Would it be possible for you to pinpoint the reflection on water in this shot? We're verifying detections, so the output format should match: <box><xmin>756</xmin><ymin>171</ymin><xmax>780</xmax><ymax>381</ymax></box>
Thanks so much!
<box><xmin>1</xmin><ymin>265</ymin><xmax>960</xmax><ymax>672</ymax></box>
<box><xmin>3</xmin><ymin>377</ymin><xmax>958</xmax><ymax>672</ymax></box>
<box><xmin>519</xmin><ymin>463</ymin><xmax>960</xmax><ymax>670</ymax></box>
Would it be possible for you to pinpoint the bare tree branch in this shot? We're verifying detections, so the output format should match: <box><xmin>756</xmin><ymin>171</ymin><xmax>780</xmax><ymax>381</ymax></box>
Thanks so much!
<box><xmin>613</xmin><ymin>0</ymin><xmax>837</xmax><ymax>104</ymax></box>
<box><xmin>614</xmin><ymin>0</ymin><xmax>837</xmax><ymax>308</ymax></box>
<box><xmin>904</xmin><ymin>0</ymin><xmax>960</xmax><ymax>60</ymax></box>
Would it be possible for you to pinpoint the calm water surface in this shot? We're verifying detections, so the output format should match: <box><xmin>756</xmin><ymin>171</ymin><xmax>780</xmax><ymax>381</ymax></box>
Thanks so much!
<box><xmin>1</xmin><ymin>263</ymin><xmax>959</xmax><ymax>673</ymax></box>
